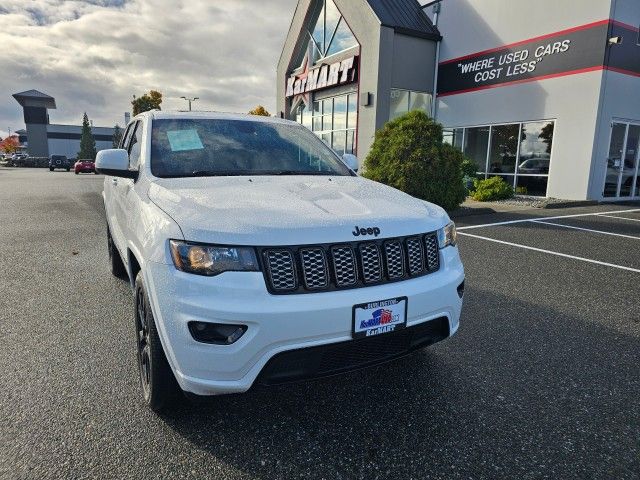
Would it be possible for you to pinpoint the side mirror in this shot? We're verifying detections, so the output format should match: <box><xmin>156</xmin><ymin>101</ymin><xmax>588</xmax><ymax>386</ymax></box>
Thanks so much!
<box><xmin>95</xmin><ymin>149</ymin><xmax>137</xmax><ymax>179</ymax></box>
<box><xmin>342</xmin><ymin>153</ymin><xmax>359</xmax><ymax>172</ymax></box>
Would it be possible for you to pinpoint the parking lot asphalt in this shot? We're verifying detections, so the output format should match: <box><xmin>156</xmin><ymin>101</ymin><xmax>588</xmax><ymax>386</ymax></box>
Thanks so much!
<box><xmin>1</xmin><ymin>168</ymin><xmax>639</xmax><ymax>480</ymax></box>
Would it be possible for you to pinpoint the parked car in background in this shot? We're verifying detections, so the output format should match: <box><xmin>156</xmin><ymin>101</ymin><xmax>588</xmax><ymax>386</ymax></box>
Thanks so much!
<box><xmin>5</xmin><ymin>153</ymin><xmax>28</xmax><ymax>166</ymax></box>
<box><xmin>74</xmin><ymin>159</ymin><xmax>96</xmax><ymax>174</ymax></box>
<box><xmin>49</xmin><ymin>155</ymin><xmax>71</xmax><ymax>172</ymax></box>
<box><xmin>517</xmin><ymin>157</ymin><xmax>550</xmax><ymax>174</ymax></box>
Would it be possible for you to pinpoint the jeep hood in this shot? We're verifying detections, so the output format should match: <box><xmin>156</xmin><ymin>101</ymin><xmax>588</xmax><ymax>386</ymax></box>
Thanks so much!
<box><xmin>148</xmin><ymin>176</ymin><xmax>449</xmax><ymax>245</ymax></box>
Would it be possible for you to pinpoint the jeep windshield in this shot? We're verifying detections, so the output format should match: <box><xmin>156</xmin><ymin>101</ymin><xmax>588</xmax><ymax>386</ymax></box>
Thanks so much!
<box><xmin>150</xmin><ymin>118</ymin><xmax>353</xmax><ymax>178</ymax></box>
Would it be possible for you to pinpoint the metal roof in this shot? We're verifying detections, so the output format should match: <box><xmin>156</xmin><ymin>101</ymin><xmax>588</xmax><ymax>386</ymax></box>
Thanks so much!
<box><xmin>367</xmin><ymin>0</ymin><xmax>441</xmax><ymax>40</ymax></box>
<box><xmin>12</xmin><ymin>89</ymin><xmax>56</xmax><ymax>109</ymax></box>
<box><xmin>13</xmin><ymin>89</ymin><xmax>54</xmax><ymax>99</ymax></box>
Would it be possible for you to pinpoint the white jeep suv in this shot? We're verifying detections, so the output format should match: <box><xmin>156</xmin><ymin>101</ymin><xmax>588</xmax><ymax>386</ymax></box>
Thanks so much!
<box><xmin>97</xmin><ymin>111</ymin><xmax>465</xmax><ymax>412</ymax></box>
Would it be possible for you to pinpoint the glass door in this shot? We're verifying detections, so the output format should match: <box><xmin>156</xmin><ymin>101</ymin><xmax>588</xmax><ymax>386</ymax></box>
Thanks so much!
<box><xmin>603</xmin><ymin>123</ymin><xmax>627</xmax><ymax>198</ymax></box>
<box><xmin>604</xmin><ymin>122</ymin><xmax>640</xmax><ymax>199</ymax></box>
<box><xmin>620</xmin><ymin>125</ymin><xmax>640</xmax><ymax>197</ymax></box>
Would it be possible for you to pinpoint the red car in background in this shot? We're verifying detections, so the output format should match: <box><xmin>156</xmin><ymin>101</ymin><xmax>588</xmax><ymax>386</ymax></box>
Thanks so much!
<box><xmin>74</xmin><ymin>159</ymin><xmax>97</xmax><ymax>174</ymax></box>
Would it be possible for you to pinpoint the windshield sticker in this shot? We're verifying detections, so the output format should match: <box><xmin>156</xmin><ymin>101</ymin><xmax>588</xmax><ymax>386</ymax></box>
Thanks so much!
<box><xmin>166</xmin><ymin>129</ymin><xmax>204</xmax><ymax>152</ymax></box>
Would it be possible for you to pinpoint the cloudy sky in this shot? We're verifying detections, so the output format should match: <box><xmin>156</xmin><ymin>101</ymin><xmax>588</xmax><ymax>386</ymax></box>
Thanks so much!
<box><xmin>0</xmin><ymin>0</ymin><xmax>298</xmax><ymax>138</ymax></box>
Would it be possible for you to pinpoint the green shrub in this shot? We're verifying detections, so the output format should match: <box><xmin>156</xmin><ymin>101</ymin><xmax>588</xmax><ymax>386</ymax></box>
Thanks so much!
<box><xmin>471</xmin><ymin>176</ymin><xmax>514</xmax><ymax>201</ymax></box>
<box><xmin>362</xmin><ymin>111</ymin><xmax>466</xmax><ymax>211</ymax></box>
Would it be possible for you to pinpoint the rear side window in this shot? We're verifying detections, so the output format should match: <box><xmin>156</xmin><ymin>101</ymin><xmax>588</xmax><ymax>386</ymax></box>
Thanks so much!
<box><xmin>119</xmin><ymin>123</ymin><xmax>134</xmax><ymax>149</ymax></box>
<box><xmin>128</xmin><ymin>122</ymin><xmax>143</xmax><ymax>170</ymax></box>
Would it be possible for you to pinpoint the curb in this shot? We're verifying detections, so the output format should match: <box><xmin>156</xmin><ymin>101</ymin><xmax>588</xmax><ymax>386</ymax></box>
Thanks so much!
<box><xmin>449</xmin><ymin>207</ymin><xmax>496</xmax><ymax>219</ymax></box>
<box><xmin>541</xmin><ymin>200</ymin><xmax>599</xmax><ymax>209</ymax></box>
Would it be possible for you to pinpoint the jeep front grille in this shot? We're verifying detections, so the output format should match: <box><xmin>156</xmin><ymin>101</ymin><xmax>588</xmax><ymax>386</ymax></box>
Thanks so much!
<box><xmin>261</xmin><ymin>232</ymin><xmax>441</xmax><ymax>294</ymax></box>
<box><xmin>331</xmin><ymin>246</ymin><xmax>358</xmax><ymax>287</ymax></box>
<box><xmin>300</xmin><ymin>248</ymin><xmax>328</xmax><ymax>289</ymax></box>
<box><xmin>359</xmin><ymin>243</ymin><xmax>382</xmax><ymax>284</ymax></box>
<box><xmin>265</xmin><ymin>250</ymin><xmax>297</xmax><ymax>291</ymax></box>
<box><xmin>424</xmin><ymin>234</ymin><xmax>440</xmax><ymax>272</ymax></box>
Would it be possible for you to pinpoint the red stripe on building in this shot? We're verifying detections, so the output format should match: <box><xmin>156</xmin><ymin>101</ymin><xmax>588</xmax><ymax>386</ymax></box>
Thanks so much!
<box><xmin>605</xmin><ymin>66</ymin><xmax>640</xmax><ymax>78</ymax></box>
<box><xmin>610</xmin><ymin>20</ymin><xmax>640</xmax><ymax>32</ymax></box>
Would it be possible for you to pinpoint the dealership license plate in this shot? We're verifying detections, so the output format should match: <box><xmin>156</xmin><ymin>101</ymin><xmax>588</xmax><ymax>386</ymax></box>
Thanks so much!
<box><xmin>352</xmin><ymin>297</ymin><xmax>407</xmax><ymax>339</ymax></box>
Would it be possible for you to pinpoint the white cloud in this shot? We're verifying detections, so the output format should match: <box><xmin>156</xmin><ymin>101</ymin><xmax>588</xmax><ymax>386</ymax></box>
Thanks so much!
<box><xmin>0</xmin><ymin>0</ymin><xmax>297</xmax><ymax>137</ymax></box>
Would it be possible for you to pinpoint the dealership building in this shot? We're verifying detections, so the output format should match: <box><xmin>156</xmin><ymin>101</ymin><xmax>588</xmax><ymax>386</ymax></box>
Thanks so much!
<box><xmin>277</xmin><ymin>0</ymin><xmax>640</xmax><ymax>200</ymax></box>
<box><xmin>12</xmin><ymin>90</ymin><xmax>115</xmax><ymax>159</ymax></box>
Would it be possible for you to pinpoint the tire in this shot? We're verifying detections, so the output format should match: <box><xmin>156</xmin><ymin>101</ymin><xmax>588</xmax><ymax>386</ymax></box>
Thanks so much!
<box><xmin>75</xmin><ymin>171</ymin><xmax>79</xmax><ymax>175</ymax></box>
<box><xmin>49</xmin><ymin>167</ymin><xmax>54</xmax><ymax>172</ymax></box>
<box><xmin>135</xmin><ymin>272</ymin><xmax>182</xmax><ymax>412</ymax></box>
<box><xmin>107</xmin><ymin>226</ymin><xmax>128</xmax><ymax>280</ymax></box>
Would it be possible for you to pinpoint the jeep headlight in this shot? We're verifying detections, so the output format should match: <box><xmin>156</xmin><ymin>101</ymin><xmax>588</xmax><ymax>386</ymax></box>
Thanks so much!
<box><xmin>437</xmin><ymin>221</ymin><xmax>457</xmax><ymax>249</ymax></box>
<box><xmin>170</xmin><ymin>240</ymin><xmax>259</xmax><ymax>276</ymax></box>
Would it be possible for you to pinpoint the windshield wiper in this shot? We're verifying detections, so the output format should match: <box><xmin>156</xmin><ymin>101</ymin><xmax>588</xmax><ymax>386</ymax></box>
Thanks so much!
<box><xmin>190</xmin><ymin>170</ymin><xmax>251</xmax><ymax>177</ymax></box>
<box><xmin>159</xmin><ymin>170</ymin><xmax>340</xmax><ymax>178</ymax></box>
<box><xmin>272</xmin><ymin>170</ymin><xmax>335</xmax><ymax>176</ymax></box>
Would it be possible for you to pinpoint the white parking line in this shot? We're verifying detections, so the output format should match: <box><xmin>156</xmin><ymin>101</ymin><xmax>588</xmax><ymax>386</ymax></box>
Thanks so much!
<box><xmin>458</xmin><ymin>232</ymin><xmax>640</xmax><ymax>273</ymax></box>
<box><xmin>457</xmin><ymin>208</ymin><xmax>640</xmax><ymax>231</ymax></box>
<box><xmin>531</xmin><ymin>220</ymin><xmax>640</xmax><ymax>240</ymax></box>
<box><xmin>599</xmin><ymin>214</ymin><xmax>640</xmax><ymax>223</ymax></box>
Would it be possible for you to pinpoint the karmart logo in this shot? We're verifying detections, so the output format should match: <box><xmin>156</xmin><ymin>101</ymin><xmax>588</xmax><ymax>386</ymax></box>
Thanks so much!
<box><xmin>285</xmin><ymin>54</ymin><xmax>358</xmax><ymax>99</ymax></box>
<box><xmin>360</xmin><ymin>308</ymin><xmax>400</xmax><ymax>337</ymax></box>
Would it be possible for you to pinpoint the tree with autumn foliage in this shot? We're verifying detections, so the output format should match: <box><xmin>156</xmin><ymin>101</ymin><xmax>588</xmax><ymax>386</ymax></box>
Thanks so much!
<box><xmin>132</xmin><ymin>90</ymin><xmax>163</xmax><ymax>116</ymax></box>
<box><xmin>248</xmin><ymin>105</ymin><xmax>271</xmax><ymax>116</ymax></box>
<box><xmin>0</xmin><ymin>135</ymin><xmax>20</xmax><ymax>155</ymax></box>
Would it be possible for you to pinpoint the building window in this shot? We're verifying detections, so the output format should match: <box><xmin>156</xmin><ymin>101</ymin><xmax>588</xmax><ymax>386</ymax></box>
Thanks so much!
<box><xmin>449</xmin><ymin>120</ymin><xmax>555</xmax><ymax>196</ymax></box>
<box><xmin>308</xmin><ymin>0</ymin><xmax>358</xmax><ymax>62</ymax></box>
<box><xmin>464</xmin><ymin>126</ymin><xmax>490</xmax><ymax>172</ymax></box>
<box><xmin>389</xmin><ymin>89</ymin><xmax>433</xmax><ymax>121</ymax></box>
<box><xmin>444</xmin><ymin>128</ymin><xmax>465</xmax><ymax>150</ymax></box>
<box><xmin>442</xmin><ymin>129</ymin><xmax>453</xmax><ymax>146</ymax></box>
<box><xmin>488</xmin><ymin>124</ymin><xmax>520</xmax><ymax>174</ymax></box>
<box><xmin>292</xmin><ymin>93</ymin><xmax>357</xmax><ymax>155</ymax></box>
<box><xmin>453</xmin><ymin>128</ymin><xmax>464</xmax><ymax>151</ymax></box>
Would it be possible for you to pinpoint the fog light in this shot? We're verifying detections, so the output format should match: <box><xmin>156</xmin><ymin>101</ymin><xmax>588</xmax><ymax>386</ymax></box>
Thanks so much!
<box><xmin>457</xmin><ymin>281</ymin><xmax>465</xmax><ymax>299</ymax></box>
<box><xmin>188</xmin><ymin>321</ymin><xmax>247</xmax><ymax>345</ymax></box>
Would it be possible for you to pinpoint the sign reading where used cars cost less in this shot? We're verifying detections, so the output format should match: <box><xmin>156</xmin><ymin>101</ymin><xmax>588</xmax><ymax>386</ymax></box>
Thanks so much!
<box><xmin>438</xmin><ymin>20</ymin><xmax>610</xmax><ymax>96</ymax></box>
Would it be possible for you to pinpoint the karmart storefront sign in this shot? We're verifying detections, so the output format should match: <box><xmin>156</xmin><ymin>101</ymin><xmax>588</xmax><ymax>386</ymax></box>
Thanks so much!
<box><xmin>286</xmin><ymin>55</ymin><xmax>358</xmax><ymax>98</ymax></box>
<box><xmin>438</xmin><ymin>20</ymin><xmax>610</xmax><ymax>96</ymax></box>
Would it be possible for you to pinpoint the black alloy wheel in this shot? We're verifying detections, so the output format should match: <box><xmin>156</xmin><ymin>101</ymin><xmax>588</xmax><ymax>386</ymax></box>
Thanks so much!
<box><xmin>136</xmin><ymin>285</ymin><xmax>152</xmax><ymax>401</ymax></box>
<box><xmin>134</xmin><ymin>273</ymin><xmax>181</xmax><ymax>412</ymax></box>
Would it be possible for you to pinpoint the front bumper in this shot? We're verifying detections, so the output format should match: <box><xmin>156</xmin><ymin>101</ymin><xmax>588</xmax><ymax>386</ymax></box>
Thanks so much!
<box><xmin>144</xmin><ymin>246</ymin><xmax>464</xmax><ymax>396</ymax></box>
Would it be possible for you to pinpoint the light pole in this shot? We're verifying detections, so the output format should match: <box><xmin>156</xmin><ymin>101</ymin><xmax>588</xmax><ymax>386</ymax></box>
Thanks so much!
<box><xmin>180</xmin><ymin>96</ymin><xmax>199</xmax><ymax>111</ymax></box>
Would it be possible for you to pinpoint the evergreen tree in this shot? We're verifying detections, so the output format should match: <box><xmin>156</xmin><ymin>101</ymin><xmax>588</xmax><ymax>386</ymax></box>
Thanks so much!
<box><xmin>112</xmin><ymin>124</ymin><xmax>123</xmax><ymax>148</ymax></box>
<box><xmin>78</xmin><ymin>113</ymin><xmax>97</xmax><ymax>160</ymax></box>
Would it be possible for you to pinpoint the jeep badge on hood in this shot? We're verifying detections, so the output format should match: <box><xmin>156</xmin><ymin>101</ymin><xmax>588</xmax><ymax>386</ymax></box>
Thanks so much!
<box><xmin>353</xmin><ymin>226</ymin><xmax>381</xmax><ymax>237</ymax></box>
